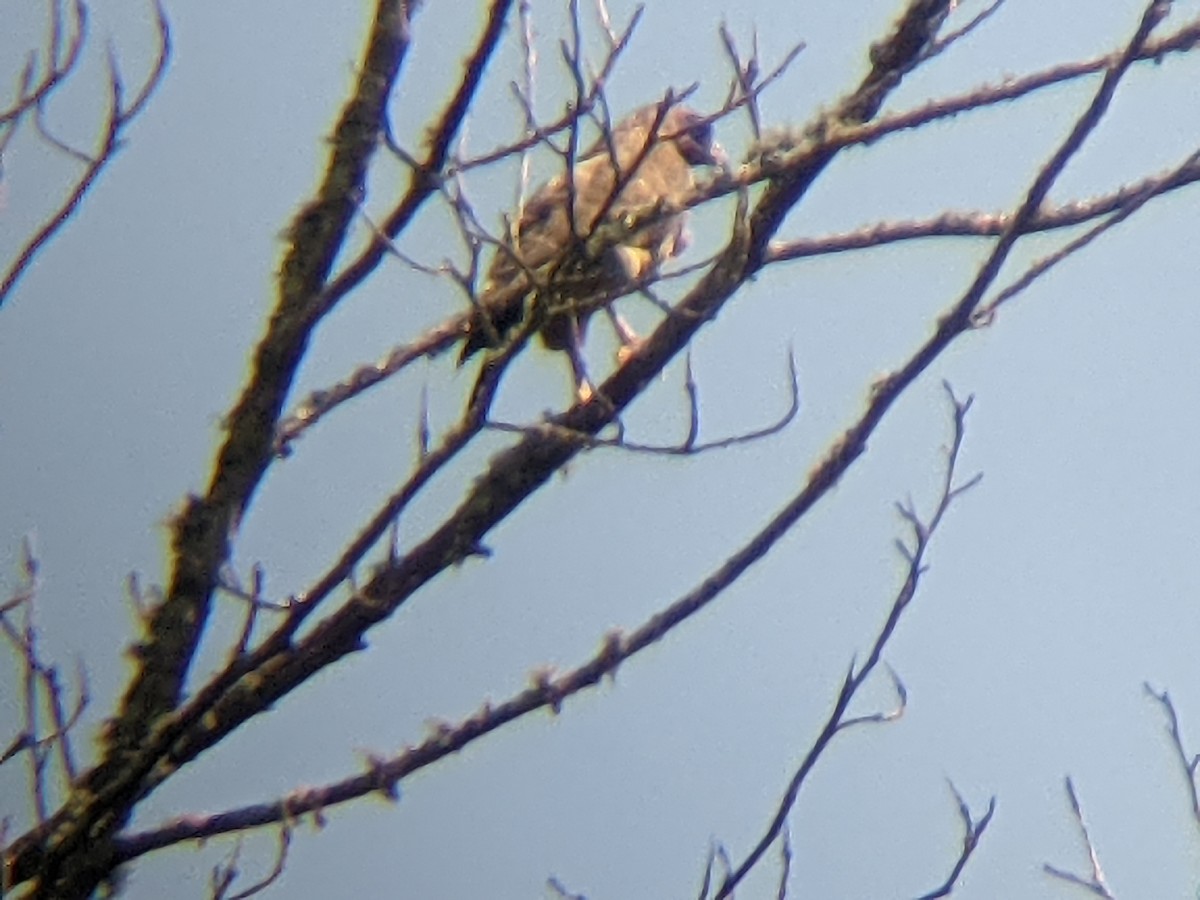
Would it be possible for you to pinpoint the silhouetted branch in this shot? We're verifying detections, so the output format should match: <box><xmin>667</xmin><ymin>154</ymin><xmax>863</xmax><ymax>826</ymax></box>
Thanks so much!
<box><xmin>274</xmin><ymin>8</ymin><xmax>1200</xmax><ymax>458</ymax></box>
<box><xmin>0</xmin><ymin>541</ymin><xmax>89</xmax><ymax>836</ymax></box>
<box><xmin>0</xmin><ymin>0</ymin><xmax>86</xmax><ymax>128</ymax></box>
<box><xmin>711</xmin><ymin>383</ymin><xmax>981</xmax><ymax>899</ymax></box>
<box><xmin>928</xmin><ymin>0</ymin><xmax>1007</xmax><ymax>57</ymax></box>
<box><xmin>1145</xmin><ymin>684</ymin><xmax>1200</xmax><ymax>832</ymax></box>
<box><xmin>768</xmin><ymin>151</ymin><xmax>1200</xmax><ymax>267</ymax></box>
<box><xmin>209</xmin><ymin>826</ymin><xmax>291</xmax><ymax>900</ymax></box>
<box><xmin>486</xmin><ymin>348</ymin><xmax>800</xmax><ymax>455</ymax></box>
<box><xmin>5</xmin><ymin>0</ymin><xmax>1198</xmax><ymax>894</ymax></box>
<box><xmin>915</xmin><ymin>782</ymin><xmax>997</xmax><ymax>899</ymax></box>
<box><xmin>3</xmin><ymin>1</ymin><xmax>442</xmax><ymax>893</ymax></box>
<box><xmin>0</xmin><ymin>1</ymin><xmax>169</xmax><ymax>308</ymax></box>
<box><xmin>1044</xmin><ymin>777</ymin><xmax>1116</xmax><ymax>899</ymax></box>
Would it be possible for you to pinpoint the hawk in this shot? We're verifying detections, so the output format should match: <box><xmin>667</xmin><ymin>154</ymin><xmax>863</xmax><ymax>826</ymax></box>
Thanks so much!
<box><xmin>459</xmin><ymin>103</ymin><xmax>722</xmax><ymax>399</ymax></box>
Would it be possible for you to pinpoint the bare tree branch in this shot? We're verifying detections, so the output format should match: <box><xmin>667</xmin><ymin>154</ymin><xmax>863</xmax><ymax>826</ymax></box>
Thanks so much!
<box><xmin>0</xmin><ymin>0</ymin><xmax>87</xmax><ymax>127</ymax></box>
<box><xmin>711</xmin><ymin>382</ymin><xmax>981</xmax><ymax>899</ymax></box>
<box><xmin>271</xmin><ymin>9</ymin><xmax>1200</xmax><ymax>458</ymax></box>
<box><xmin>1044</xmin><ymin>777</ymin><xmax>1117</xmax><ymax>899</ymax></box>
<box><xmin>1144</xmin><ymin>684</ymin><xmax>1200</xmax><ymax>833</ymax></box>
<box><xmin>5</xmin><ymin>0</ymin><xmax>1198</xmax><ymax>894</ymax></box>
<box><xmin>915</xmin><ymin>782</ymin><xmax>997</xmax><ymax>899</ymax></box>
<box><xmin>4</xmin><ymin>1</ymin><xmax>438</xmax><ymax>893</ymax></box>
<box><xmin>0</xmin><ymin>1</ymin><xmax>169</xmax><ymax>308</ymax></box>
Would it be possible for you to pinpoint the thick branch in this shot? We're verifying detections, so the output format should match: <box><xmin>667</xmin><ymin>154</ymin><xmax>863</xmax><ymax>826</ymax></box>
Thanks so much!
<box><xmin>111</xmin><ymin>0</ymin><xmax>957</xmax><ymax>826</ymax></box>
<box><xmin>6</xmin><ymin>2</ymin><xmax>425</xmax><ymax>895</ymax></box>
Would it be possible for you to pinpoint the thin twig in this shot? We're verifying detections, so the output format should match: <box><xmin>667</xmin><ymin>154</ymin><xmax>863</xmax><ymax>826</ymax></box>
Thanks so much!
<box><xmin>915</xmin><ymin>782</ymin><xmax>997</xmax><ymax>899</ymax></box>
<box><xmin>0</xmin><ymin>1</ymin><xmax>170</xmax><ymax>307</ymax></box>
<box><xmin>1043</xmin><ymin>777</ymin><xmax>1116</xmax><ymax>899</ymax></box>
<box><xmin>713</xmin><ymin>383</ymin><xmax>981</xmax><ymax>899</ymax></box>
<box><xmin>1144</xmin><ymin>684</ymin><xmax>1200</xmax><ymax>831</ymax></box>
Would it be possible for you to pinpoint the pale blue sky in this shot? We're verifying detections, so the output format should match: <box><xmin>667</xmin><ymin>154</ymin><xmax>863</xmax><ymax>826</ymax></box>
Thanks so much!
<box><xmin>4</xmin><ymin>1</ymin><xmax>1200</xmax><ymax>897</ymax></box>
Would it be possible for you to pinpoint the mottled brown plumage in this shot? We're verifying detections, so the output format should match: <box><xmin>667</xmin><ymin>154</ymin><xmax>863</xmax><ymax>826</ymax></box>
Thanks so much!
<box><xmin>459</xmin><ymin>103</ymin><xmax>721</xmax><ymax>395</ymax></box>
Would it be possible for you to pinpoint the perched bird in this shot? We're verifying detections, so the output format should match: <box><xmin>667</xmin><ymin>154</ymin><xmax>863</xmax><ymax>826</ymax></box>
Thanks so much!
<box><xmin>459</xmin><ymin>103</ymin><xmax>722</xmax><ymax>399</ymax></box>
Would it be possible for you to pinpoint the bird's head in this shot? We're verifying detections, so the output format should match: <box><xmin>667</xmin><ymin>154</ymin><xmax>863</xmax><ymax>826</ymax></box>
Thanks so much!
<box><xmin>660</xmin><ymin>106</ymin><xmax>724</xmax><ymax>168</ymax></box>
<box><xmin>608</xmin><ymin>103</ymin><xmax>725</xmax><ymax>170</ymax></box>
